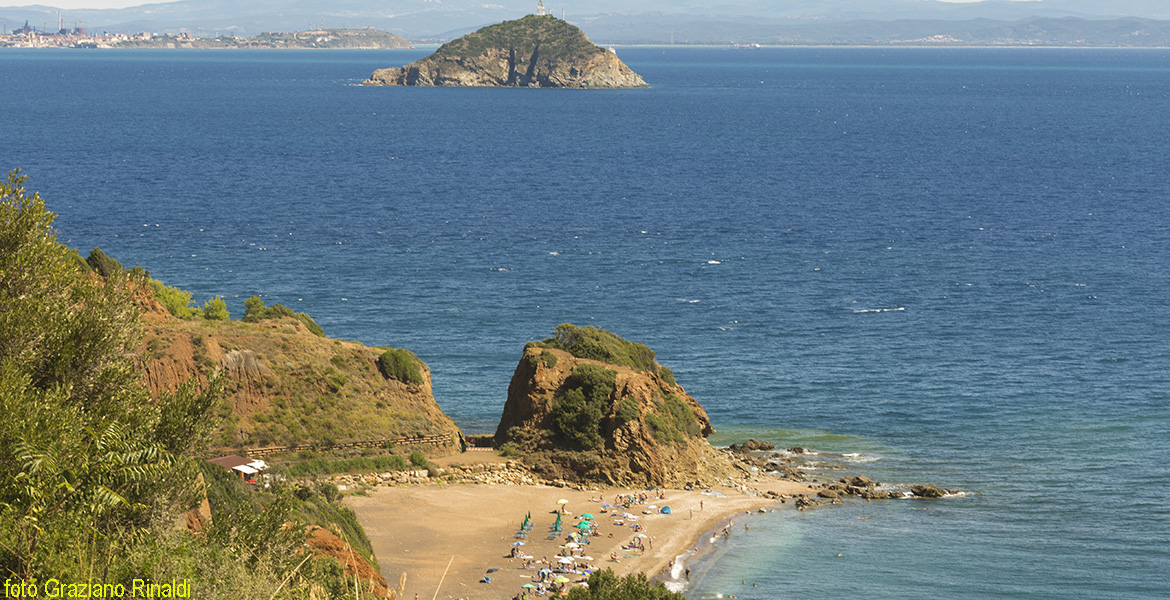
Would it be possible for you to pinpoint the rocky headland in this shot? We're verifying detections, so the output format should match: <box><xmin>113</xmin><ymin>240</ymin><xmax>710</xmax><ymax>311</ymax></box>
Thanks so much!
<box><xmin>493</xmin><ymin>324</ymin><xmax>739</xmax><ymax>487</ymax></box>
<box><xmin>362</xmin><ymin>14</ymin><xmax>647</xmax><ymax>88</ymax></box>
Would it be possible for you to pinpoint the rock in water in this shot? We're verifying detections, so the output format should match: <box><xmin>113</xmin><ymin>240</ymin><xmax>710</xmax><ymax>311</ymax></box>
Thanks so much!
<box><xmin>362</xmin><ymin>14</ymin><xmax>647</xmax><ymax>88</ymax></box>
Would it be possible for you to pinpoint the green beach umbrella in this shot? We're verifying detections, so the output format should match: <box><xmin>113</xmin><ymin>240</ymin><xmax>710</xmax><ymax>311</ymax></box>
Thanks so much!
<box><xmin>554</xmin><ymin>577</ymin><xmax>570</xmax><ymax>583</ymax></box>
<box><xmin>580</xmin><ymin>513</ymin><xmax>593</xmax><ymax>520</ymax></box>
<box><xmin>576</xmin><ymin>521</ymin><xmax>591</xmax><ymax>529</ymax></box>
<box><xmin>521</xmin><ymin>584</ymin><xmax>536</xmax><ymax>589</ymax></box>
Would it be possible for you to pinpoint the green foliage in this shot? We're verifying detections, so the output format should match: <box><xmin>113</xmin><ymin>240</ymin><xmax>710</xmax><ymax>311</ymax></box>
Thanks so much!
<box><xmin>435</xmin><ymin>14</ymin><xmax>605</xmax><ymax>64</ymax></box>
<box><xmin>0</xmin><ymin>169</ymin><xmax>221</xmax><ymax>581</ymax></box>
<box><xmin>531</xmin><ymin>323</ymin><xmax>659</xmax><ymax>372</ymax></box>
<box><xmin>659</xmin><ymin>366</ymin><xmax>676</xmax><ymax>387</ymax></box>
<box><xmin>377</xmin><ymin>347</ymin><xmax>424</xmax><ymax>384</ymax></box>
<box><xmin>242</xmin><ymin>295</ymin><xmax>325</xmax><ymax>337</ymax></box>
<box><xmin>563</xmin><ymin>569</ymin><xmax>686</xmax><ymax>600</ymax></box>
<box><xmin>409</xmin><ymin>450</ymin><xmax>428</xmax><ymax>468</ymax></box>
<box><xmin>284</xmin><ymin>454</ymin><xmax>409</xmax><ymax>477</ymax></box>
<box><xmin>202</xmin><ymin>295</ymin><xmax>230</xmax><ymax>321</ymax></box>
<box><xmin>645</xmin><ymin>394</ymin><xmax>700</xmax><ymax>445</ymax></box>
<box><xmin>85</xmin><ymin>247</ymin><xmax>124</xmax><ymax>277</ymax></box>
<box><xmin>528</xmin><ymin>349</ymin><xmax>559</xmax><ymax>370</ymax></box>
<box><xmin>497</xmin><ymin>442</ymin><xmax>522</xmax><ymax>458</ymax></box>
<box><xmin>147</xmin><ymin>278</ymin><xmax>199</xmax><ymax>319</ymax></box>
<box><xmin>1</xmin><ymin>171</ymin><xmax>385</xmax><ymax>598</ymax></box>
<box><xmin>615</xmin><ymin>397</ymin><xmax>640</xmax><ymax>424</ymax></box>
<box><xmin>550</xmin><ymin>364</ymin><xmax>616</xmax><ymax>450</ymax></box>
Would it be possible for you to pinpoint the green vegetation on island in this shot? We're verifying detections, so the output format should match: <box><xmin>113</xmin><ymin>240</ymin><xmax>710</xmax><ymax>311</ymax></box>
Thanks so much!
<box><xmin>363</xmin><ymin>14</ymin><xmax>647</xmax><ymax>88</ymax></box>
<box><xmin>435</xmin><ymin>14</ymin><xmax>603</xmax><ymax>64</ymax></box>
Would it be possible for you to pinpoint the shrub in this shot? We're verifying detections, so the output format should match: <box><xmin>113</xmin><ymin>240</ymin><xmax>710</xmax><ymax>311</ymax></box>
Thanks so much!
<box><xmin>378</xmin><ymin>348</ymin><xmax>424</xmax><ymax>384</ymax></box>
<box><xmin>409</xmin><ymin>450</ymin><xmax>428</xmax><ymax>468</ymax></box>
<box><xmin>646</xmin><ymin>394</ymin><xmax>700</xmax><ymax>444</ymax></box>
<box><xmin>529</xmin><ymin>323</ymin><xmax>658</xmax><ymax>372</ymax></box>
<box><xmin>564</xmin><ymin>569</ymin><xmax>685</xmax><ymax>599</ymax></box>
<box><xmin>615</xmin><ymin>397</ymin><xmax>640</xmax><ymax>424</ymax></box>
<box><xmin>659</xmin><ymin>366</ymin><xmax>676</xmax><ymax>387</ymax></box>
<box><xmin>202</xmin><ymin>295</ymin><xmax>229</xmax><ymax>320</ymax></box>
<box><xmin>550</xmin><ymin>364</ymin><xmax>616</xmax><ymax>450</ymax></box>
<box><xmin>86</xmin><ymin>247</ymin><xmax>124</xmax><ymax>277</ymax></box>
<box><xmin>528</xmin><ymin>349</ymin><xmax>558</xmax><ymax>370</ymax></box>
<box><xmin>148</xmin><ymin>279</ymin><xmax>199</xmax><ymax>319</ymax></box>
<box><xmin>497</xmin><ymin>442</ymin><xmax>522</xmax><ymax>458</ymax></box>
<box><xmin>243</xmin><ymin>295</ymin><xmax>325</xmax><ymax>336</ymax></box>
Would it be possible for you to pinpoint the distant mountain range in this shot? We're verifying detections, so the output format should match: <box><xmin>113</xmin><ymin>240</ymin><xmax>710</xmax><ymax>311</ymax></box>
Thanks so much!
<box><xmin>3</xmin><ymin>0</ymin><xmax>1170</xmax><ymax>44</ymax></box>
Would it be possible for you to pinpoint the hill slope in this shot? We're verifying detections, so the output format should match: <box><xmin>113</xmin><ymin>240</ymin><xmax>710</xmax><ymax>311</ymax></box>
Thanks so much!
<box><xmin>132</xmin><ymin>288</ymin><xmax>463</xmax><ymax>455</ymax></box>
<box><xmin>362</xmin><ymin>14</ymin><xmax>646</xmax><ymax>88</ymax></box>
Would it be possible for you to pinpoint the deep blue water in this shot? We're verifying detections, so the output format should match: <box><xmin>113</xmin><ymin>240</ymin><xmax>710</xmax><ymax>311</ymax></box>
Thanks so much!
<box><xmin>2</xmin><ymin>46</ymin><xmax>1169</xmax><ymax>598</ymax></box>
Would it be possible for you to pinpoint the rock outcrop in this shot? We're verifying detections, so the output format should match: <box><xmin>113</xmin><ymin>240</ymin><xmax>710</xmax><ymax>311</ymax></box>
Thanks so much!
<box><xmin>494</xmin><ymin>344</ymin><xmax>736</xmax><ymax>488</ymax></box>
<box><xmin>362</xmin><ymin>15</ymin><xmax>647</xmax><ymax>88</ymax></box>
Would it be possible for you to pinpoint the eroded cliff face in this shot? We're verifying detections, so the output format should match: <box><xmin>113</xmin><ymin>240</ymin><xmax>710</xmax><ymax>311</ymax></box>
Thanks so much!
<box><xmin>131</xmin><ymin>290</ymin><xmax>462</xmax><ymax>454</ymax></box>
<box><xmin>495</xmin><ymin>347</ymin><xmax>737</xmax><ymax>487</ymax></box>
<box><xmin>362</xmin><ymin>15</ymin><xmax>647</xmax><ymax>89</ymax></box>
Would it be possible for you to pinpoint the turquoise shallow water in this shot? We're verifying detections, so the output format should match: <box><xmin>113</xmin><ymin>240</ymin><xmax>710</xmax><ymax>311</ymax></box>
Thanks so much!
<box><xmin>2</xmin><ymin>46</ymin><xmax>1169</xmax><ymax>597</ymax></box>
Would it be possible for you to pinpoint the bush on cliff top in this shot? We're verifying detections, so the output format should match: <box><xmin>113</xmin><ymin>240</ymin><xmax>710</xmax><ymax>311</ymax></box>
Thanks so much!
<box><xmin>528</xmin><ymin>323</ymin><xmax>659</xmax><ymax>372</ymax></box>
<box><xmin>243</xmin><ymin>295</ymin><xmax>325</xmax><ymax>337</ymax></box>
<box><xmin>377</xmin><ymin>347</ymin><xmax>424</xmax><ymax>385</ymax></box>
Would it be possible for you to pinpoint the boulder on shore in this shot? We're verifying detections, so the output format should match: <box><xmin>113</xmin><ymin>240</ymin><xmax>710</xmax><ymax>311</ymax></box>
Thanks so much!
<box><xmin>728</xmin><ymin>439</ymin><xmax>776</xmax><ymax>453</ymax></box>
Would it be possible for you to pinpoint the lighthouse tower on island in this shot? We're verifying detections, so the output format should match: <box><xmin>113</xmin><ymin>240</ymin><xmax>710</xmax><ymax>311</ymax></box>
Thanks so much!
<box><xmin>536</xmin><ymin>1</ymin><xmax>547</xmax><ymax>16</ymax></box>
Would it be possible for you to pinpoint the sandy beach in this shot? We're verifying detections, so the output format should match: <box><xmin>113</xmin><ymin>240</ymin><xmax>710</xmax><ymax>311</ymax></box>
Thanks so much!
<box><xmin>347</xmin><ymin>473</ymin><xmax>814</xmax><ymax>600</ymax></box>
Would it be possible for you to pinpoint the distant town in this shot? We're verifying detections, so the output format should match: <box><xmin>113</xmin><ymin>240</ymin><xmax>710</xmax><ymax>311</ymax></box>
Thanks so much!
<box><xmin>0</xmin><ymin>16</ymin><xmax>412</xmax><ymax>49</ymax></box>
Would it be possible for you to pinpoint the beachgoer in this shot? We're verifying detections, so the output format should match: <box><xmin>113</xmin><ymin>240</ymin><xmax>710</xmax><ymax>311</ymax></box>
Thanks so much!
<box><xmin>700</xmin><ymin>500</ymin><xmax>704</xmax><ymax>511</ymax></box>
<box><xmin>685</xmin><ymin>567</ymin><xmax>691</xmax><ymax>580</ymax></box>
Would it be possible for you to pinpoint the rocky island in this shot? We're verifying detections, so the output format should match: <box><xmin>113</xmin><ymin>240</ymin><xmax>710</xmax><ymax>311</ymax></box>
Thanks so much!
<box><xmin>362</xmin><ymin>14</ymin><xmax>647</xmax><ymax>88</ymax></box>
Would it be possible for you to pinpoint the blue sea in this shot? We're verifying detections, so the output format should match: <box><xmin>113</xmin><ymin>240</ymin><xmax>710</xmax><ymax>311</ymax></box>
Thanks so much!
<box><xmin>2</xmin><ymin>46</ymin><xmax>1169</xmax><ymax>598</ymax></box>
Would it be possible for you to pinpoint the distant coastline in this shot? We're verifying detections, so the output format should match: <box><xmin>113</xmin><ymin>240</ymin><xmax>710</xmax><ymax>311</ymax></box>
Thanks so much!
<box><xmin>0</xmin><ymin>27</ymin><xmax>411</xmax><ymax>49</ymax></box>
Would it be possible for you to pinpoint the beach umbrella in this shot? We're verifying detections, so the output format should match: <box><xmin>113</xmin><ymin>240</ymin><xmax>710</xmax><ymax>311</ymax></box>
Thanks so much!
<box><xmin>564</xmin><ymin>542</ymin><xmax>580</xmax><ymax>548</ymax></box>
<box><xmin>635</xmin><ymin>533</ymin><xmax>649</xmax><ymax>538</ymax></box>
<box><xmin>554</xmin><ymin>577</ymin><xmax>570</xmax><ymax>583</ymax></box>
<box><xmin>513</xmin><ymin>541</ymin><xmax>526</xmax><ymax>546</ymax></box>
<box><xmin>580</xmin><ymin>513</ymin><xmax>594</xmax><ymax>520</ymax></box>
<box><xmin>521</xmin><ymin>584</ymin><xmax>536</xmax><ymax>589</ymax></box>
<box><xmin>576</xmin><ymin>522</ymin><xmax>591</xmax><ymax>530</ymax></box>
<box><xmin>558</xmin><ymin>557</ymin><xmax>574</xmax><ymax>564</ymax></box>
<box><xmin>557</xmin><ymin>499</ymin><xmax>569</xmax><ymax>505</ymax></box>
<box><xmin>579</xmin><ymin>556</ymin><xmax>593</xmax><ymax>561</ymax></box>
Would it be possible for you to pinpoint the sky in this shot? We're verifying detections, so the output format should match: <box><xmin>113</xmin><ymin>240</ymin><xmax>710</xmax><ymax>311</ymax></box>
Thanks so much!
<box><xmin>0</xmin><ymin>0</ymin><xmax>163</xmax><ymax>8</ymax></box>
